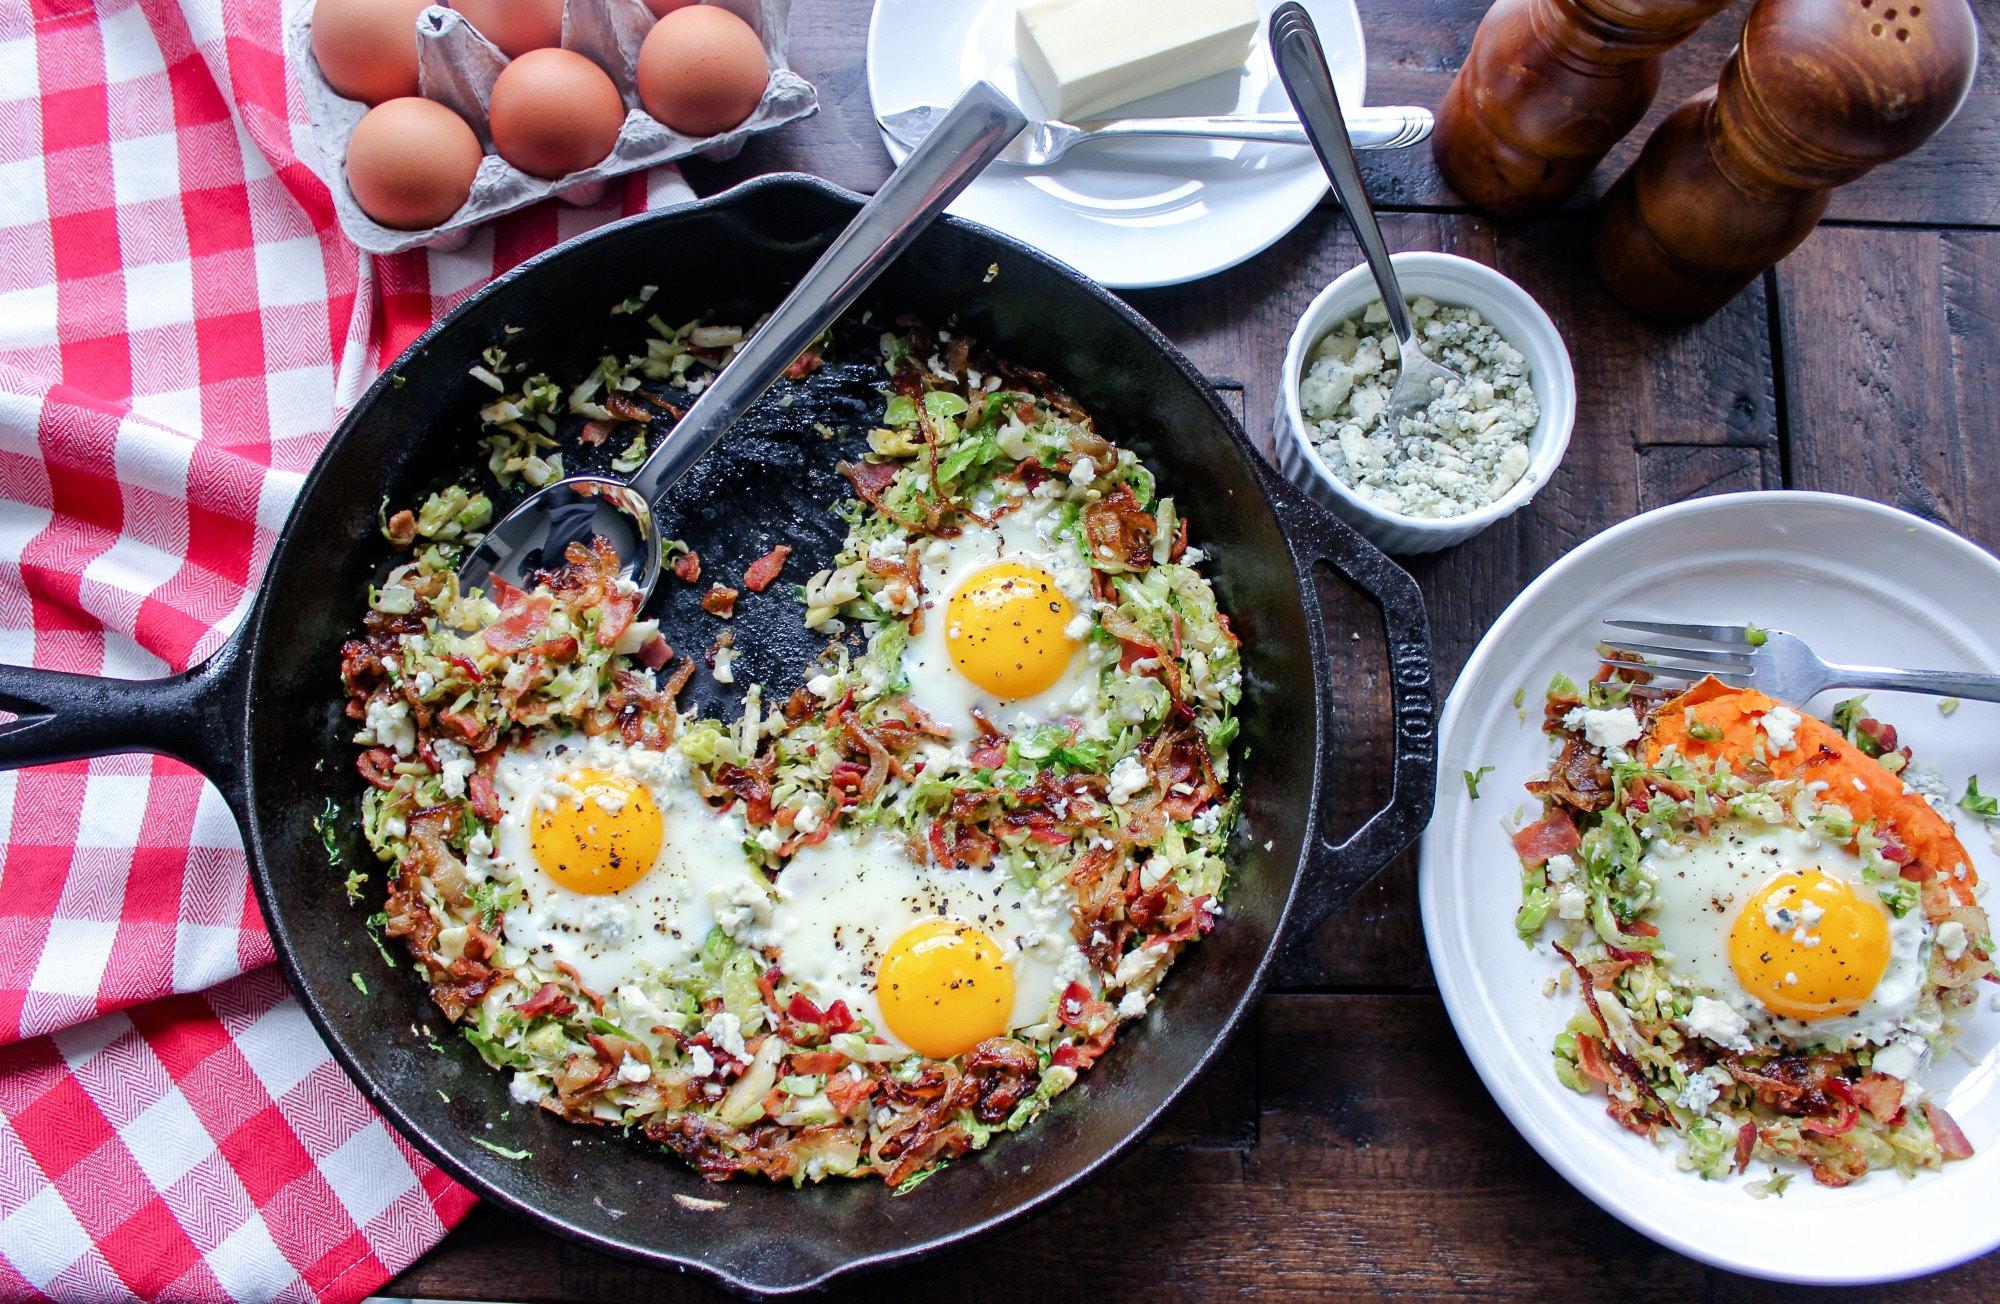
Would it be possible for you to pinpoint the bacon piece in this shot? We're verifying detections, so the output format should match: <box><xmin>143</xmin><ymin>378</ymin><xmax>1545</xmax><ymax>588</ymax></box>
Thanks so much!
<box><xmin>1849</xmin><ymin>1072</ymin><xmax>1906</xmax><ymax>1124</ymax></box>
<box><xmin>970</xmin><ymin>741</ymin><xmax>1007</xmax><ymax>770</ymax></box>
<box><xmin>482</xmin><ymin>594</ymin><xmax>553</xmax><ymax>653</ymax></box>
<box><xmin>1057</xmin><ymin>981</ymin><xmax>1091</xmax><ymax>1027</ymax></box>
<box><xmin>579</xmin><ymin>419</ymin><xmax>616</xmax><ymax>446</ymax></box>
<box><xmin>385</xmin><ymin>509</ymin><xmax>417</xmax><ymax>547</ymax></box>
<box><xmin>1081</xmin><ymin>484</ymin><xmax>1156</xmax><ymax>572</ymax></box>
<box><xmin>784</xmin><ymin>348</ymin><xmax>823</xmax><ymax>379</ymax></box>
<box><xmin>702</xmin><ymin>584</ymin><xmax>739</xmax><ymax>618</ymax></box>
<box><xmin>966</xmin><ymin>1037</ymin><xmax>1041</xmax><ymax>1124</ymax></box>
<box><xmin>743</xmin><ymin>545</ymin><xmax>792</xmax><ymax>593</ymax></box>
<box><xmin>1158</xmin><ymin>731</ymin><xmax>1219</xmax><ymax>820</ymax></box>
<box><xmin>468</xmin><ymin>748</ymin><xmax>504</xmax><ymax>822</ymax></box>
<box><xmin>1512</xmin><ymin>808</ymin><xmax>1581</xmax><ymax>866</ymax></box>
<box><xmin>1928</xmin><ymin>1101</ymin><xmax>1975</xmax><ymax>1159</ymax></box>
<box><xmin>517</xmin><ymin>983</ymin><xmax>578</xmax><ymax>1019</ymax></box>
<box><xmin>597</xmin><ymin>591</ymin><xmax>639</xmax><ymax>647</ymax></box>
<box><xmin>357</xmin><ymin>747</ymin><xmax>400</xmax><ymax>790</ymax></box>
<box><xmin>1734</xmin><ymin>1121</ymin><xmax>1758</xmax><ymax>1173</ymax></box>
<box><xmin>605</xmin><ymin>393</ymin><xmax>651</xmax><ymax>423</ymax></box>
<box><xmin>787</xmin><ymin>993</ymin><xmax>824</xmax><ymax>1025</ymax></box>
<box><xmin>841</xmin><ymin>459</ymin><xmax>900</xmax><ymax>505</ymax></box>
<box><xmin>1527</xmin><ymin>735</ymin><xmax>1616</xmax><ymax>813</ymax></box>
<box><xmin>827</xmin><ymin>1072</ymin><xmax>876</xmax><ymax>1118</ymax></box>
<box><xmin>714</xmin><ymin>762</ymin><xmax>775</xmax><ymax>825</ymax></box>
<box><xmin>789</xmin><ymin>1051</ymin><xmax>847</xmax><ymax>1075</ymax></box>
<box><xmin>636</xmin><ymin>634</ymin><xmax>672</xmax><ymax>670</ymax></box>
<box><xmin>822</xmin><ymin>1000</ymin><xmax>855</xmax><ymax>1035</ymax></box>
<box><xmin>671</xmin><ymin>550</ymin><xmax>701</xmax><ymax>583</ymax></box>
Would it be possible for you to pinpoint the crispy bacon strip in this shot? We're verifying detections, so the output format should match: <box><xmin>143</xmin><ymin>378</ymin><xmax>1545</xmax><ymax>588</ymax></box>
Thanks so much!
<box><xmin>1512</xmin><ymin>808</ymin><xmax>1581</xmax><ymax>865</ymax></box>
<box><xmin>1928</xmin><ymin>1101</ymin><xmax>1976</xmax><ymax>1160</ymax></box>
<box><xmin>482</xmin><ymin>594</ymin><xmax>553</xmax><ymax>653</ymax></box>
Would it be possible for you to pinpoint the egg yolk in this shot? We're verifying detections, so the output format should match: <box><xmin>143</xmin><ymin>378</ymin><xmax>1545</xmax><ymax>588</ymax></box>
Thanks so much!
<box><xmin>528</xmin><ymin>768</ymin><xmax>662</xmax><ymax>895</ymax></box>
<box><xmin>1728</xmin><ymin>869</ymin><xmax>1891</xmax><ymax>1020</ymax></box>
<box><xmin>945</xmin><ymin>561</ymin><xmax>1078</xmax><ymax>700</ymax></box>
<box><xmin>878</xmin><ymin>918</ymin><xmax>1015</xmax><ymax>1058</ymax></box>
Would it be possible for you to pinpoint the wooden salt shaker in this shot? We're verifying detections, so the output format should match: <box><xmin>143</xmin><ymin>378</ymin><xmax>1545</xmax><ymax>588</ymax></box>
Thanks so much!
<box><xmin>1593</xmin><ymin>0</ymin><xmax>1976</xmax><ymax>322</ymax></box>
<box><xmin>1432</xmin><ymin>0</ymin><xmax>1734</xmax><ymax>216</ymax></box>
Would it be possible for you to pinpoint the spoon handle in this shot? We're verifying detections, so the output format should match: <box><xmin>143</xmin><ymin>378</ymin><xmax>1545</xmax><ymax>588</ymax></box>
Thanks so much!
<box><xmin>1270</xmin><ymin>3</ymin><xmax>1417</xmax><ymax>349</ymax></box>
<box><xmin>626</xmin><ymin>82</ymin><xmax>1028</xmax><ymax>506</ymax></box>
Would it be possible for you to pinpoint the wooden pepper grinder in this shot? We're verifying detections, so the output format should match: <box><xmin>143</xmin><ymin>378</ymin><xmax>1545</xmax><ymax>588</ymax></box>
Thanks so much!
<box><xmin>1593</xmin><ymin>0</ymin><xmax>1976</xmax><ymax>322</ymax></box>
<box><xmin>1432</xmin><ymin>0</ymin><xmax>1735</xmax><ymax>216</ymax></box>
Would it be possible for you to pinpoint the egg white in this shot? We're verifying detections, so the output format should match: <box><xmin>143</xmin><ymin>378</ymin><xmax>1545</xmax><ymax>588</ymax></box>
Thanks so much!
<box><xmin>738</xmin><ymin>827</ymin><xmax>1089</xmax><ymax>1051</ymax></box>
<box><xmin>1645</xmin><ymin>819</ymin><xmax>1931</xmax><ymax>1047</ymax></box>
<box><xmin>479</xmin><ymin>731</ymin><xmax>753</xmax><ymax>998</ymax></box>
<box><xmin>896</xmin><ymin>499</ymin><xmax>1107</xmax><ymax>736</ymax></box>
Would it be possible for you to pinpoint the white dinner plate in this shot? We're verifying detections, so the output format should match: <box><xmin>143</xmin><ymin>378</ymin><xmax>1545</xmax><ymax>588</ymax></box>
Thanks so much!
<box><xmin>864</xmin><ymin>0</ymin><xmax>1365</xmax><ymax>289</ymax></box>
<box><xmin>1420</xmin><ymin>491</ymin><xmax>2000</xmax><ymax>1284</ymax></box>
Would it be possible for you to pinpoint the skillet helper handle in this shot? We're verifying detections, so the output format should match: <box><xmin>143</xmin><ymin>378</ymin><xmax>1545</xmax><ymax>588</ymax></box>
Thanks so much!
<box><xmin>1270</xmin><ymin>477</ymin><xmax>1438</xmax><ymax>936</ymax></box>
<box><xmin>0</xmin><ymin>635</ymin><xmax>248</xmax><ymax>797</ymax></box>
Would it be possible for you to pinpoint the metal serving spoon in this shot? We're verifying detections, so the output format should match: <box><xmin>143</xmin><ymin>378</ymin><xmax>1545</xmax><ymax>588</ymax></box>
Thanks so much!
<box><xmin>1270</xmin><ymin>2</ymin><xmax>1460</xmax><ymax>428</ymax></box>
<box><xmin>459</xmin><ymin>81</ymin><xmax>1029</xmax><ymax>602</ymax></box>
<box><xmin>878</xmin><ymin>103</ymin><xmax>1435</xmax><ymax>167</ymax></box>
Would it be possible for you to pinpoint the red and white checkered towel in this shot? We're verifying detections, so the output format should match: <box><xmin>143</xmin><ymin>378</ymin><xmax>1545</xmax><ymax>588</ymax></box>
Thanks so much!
<box><xmin>0</xmin><ymin>0</ymin><xmax>696</xmax><ymax>1297</ymax></box>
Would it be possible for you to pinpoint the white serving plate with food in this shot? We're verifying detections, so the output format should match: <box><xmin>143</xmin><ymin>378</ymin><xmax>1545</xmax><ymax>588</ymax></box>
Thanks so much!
<box><xmin>865</xmin><ymin>0</ymin><xmax>1364</xmax><ymax>289</ymax></box>
<box><xmin>1420</xmin><ymin>491</ymin><xmax>2000</xmax><ymax>1284</ymax></box>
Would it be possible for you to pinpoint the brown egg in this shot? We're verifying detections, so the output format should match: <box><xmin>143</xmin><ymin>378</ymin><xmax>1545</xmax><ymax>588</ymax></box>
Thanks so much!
<box><xmin>642</xmin><ymin>0</ymin><xmax>696</xmax><ymax>16</ymax></box>
<box><xmin>450</xmin><ymin>0</ymin><xmax>564</xmax><ymax>58</ymax></box>
<box><xmin>637</xmin><ymin>5</ymin><xmax>768</xmax><ymax>137</ymax></box>
<box><xmin>312</xmin><ymin>0</ymin><xmax>432</xmax><ymax>105</ymax></box>
<box><xmin>487</xmin><ymin>48</ymin><xmax>626</xmax><ymax>180</ymax></box>
<box><xmin>345</xmin><ymin>97</ymin><xmax>483</xmax><ymax>229</ymax></box>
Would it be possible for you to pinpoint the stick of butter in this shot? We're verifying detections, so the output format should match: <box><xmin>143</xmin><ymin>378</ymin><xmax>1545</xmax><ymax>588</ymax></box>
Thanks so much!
<box><xmin>1015</xmin><ymin>0</ymin><xmax>1260</xmax><ymax>123</ymax></box>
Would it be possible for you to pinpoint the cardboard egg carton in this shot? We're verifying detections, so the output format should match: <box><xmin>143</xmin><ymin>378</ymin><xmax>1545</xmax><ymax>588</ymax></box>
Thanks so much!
<box><xmin>288</xmin><ymin>0</ymin><xmax>817</xmax><ymax>255</ymax></box>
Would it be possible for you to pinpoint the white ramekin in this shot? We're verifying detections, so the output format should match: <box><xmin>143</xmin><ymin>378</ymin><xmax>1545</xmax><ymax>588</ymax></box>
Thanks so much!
<box><xmin>1274</xmin><ymin>251</ymin><xmax>1576</xmax><ymax>555</ymax></box>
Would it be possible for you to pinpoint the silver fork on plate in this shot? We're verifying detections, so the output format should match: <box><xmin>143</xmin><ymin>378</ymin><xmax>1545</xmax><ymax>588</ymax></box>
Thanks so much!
<box><xmin>1599</xmin><ymin>619</ymin><xmax>2000</xmax><ymax>706</ymax></box>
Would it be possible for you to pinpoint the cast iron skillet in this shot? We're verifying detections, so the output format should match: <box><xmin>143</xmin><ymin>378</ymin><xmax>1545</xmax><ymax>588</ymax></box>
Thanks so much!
<box><xmin>0</xmin><ymin>175</ymin><xmax>1436</xmax><ymax>1297</ymax></box>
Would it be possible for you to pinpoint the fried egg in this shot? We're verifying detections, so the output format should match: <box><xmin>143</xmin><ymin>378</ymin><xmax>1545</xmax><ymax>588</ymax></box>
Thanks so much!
<box><xmin>897</xmin><ymin>501</ymin><xmax>1106</xmax><ymax>735</ymax></box>
<box><xmin>1645</xmin><ymin>819</ymin><xmax>1930</xmax><ymax>1046</ymax></box>
<box><xmin>743</xmin><ymin>828</ymin><xmax>1087</xmax><ymax>1057</ymax></box>
<box><xmin>479</xmin><ymin>732</ymin><xmax>752</xmax><ymax>997</ymax></box>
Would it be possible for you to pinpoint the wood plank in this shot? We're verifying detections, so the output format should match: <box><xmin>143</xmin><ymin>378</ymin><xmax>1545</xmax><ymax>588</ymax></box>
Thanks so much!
<box><xmin>382</xmin><ymin>995</ymin><xmax>2000</xmax><ymax>1301</ymax></box>
<box><xmin>1636</xmin><ymin>444</ymin><xmax>1777</xmax><ymax>511</ymax></box>
<box><xmin>677</xmin><ymin>0</ymin><xmax>2000</xmax><ymax>228</ymax></box>
<box><xmin>1773</xmin><ymin>225</ymin><xmax>2000</xmax><ymax>548</ymax></box>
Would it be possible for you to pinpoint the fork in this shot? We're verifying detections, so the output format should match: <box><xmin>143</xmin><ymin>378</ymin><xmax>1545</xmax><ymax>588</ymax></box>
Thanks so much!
<box><xmin>876</xmin><ymin>105</ymin><xmax>1435</xmax><ymax>168</ymax></box>
<box><xmin>1598</xmin><ymin>620</ymin><xmax>2000</xmax><ymax>706</ymax></box>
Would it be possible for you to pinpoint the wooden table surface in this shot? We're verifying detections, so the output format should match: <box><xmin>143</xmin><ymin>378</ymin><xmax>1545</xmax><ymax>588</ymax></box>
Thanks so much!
<box><xmin>386</xmin><ymin>0</ymin><xmax>2000</xmax><ymax>1297</ymax></box>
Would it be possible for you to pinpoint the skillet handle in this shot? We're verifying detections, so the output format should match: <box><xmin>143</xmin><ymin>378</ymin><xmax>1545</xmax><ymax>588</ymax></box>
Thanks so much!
<box><xmin>1264</xmin><ymin>470</ymin><xmax>1438</xmax><ymax>938</ymax></box>
<box><xmin>0</xmin><ymin>627</ymin><xmax>250</xmax><ymax>806</ymax></box>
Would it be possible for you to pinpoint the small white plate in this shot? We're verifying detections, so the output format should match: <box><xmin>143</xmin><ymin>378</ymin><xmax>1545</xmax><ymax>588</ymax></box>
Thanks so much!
<box><xmin>865</xmin><ymin>0</ymin><xmax>1365</xmax><ymax>289</ymax></box>
<box><xmin>1421</xmin><ymin>492</ymin><xmax>2000</xmax><ymax>1284</ymax></box>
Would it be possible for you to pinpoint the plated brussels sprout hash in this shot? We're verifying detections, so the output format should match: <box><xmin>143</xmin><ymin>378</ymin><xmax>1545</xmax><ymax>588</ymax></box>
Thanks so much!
<box><xmin>338</xmin><ymin>319</ymin><xmax>1242</xmax><ymax>1187</ymax></box>
<box><xmin>1512</xmin><ymin>662</ymin><xmax>1990</xmax><ymax>1190</ymax></box>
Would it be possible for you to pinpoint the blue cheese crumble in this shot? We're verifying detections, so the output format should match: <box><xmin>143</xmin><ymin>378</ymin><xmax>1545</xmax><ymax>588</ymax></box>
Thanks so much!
<box><xmin>1299</xmin><ymin>296</ymin><xmax>1538</xmax><ymax>519</ymax></box>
